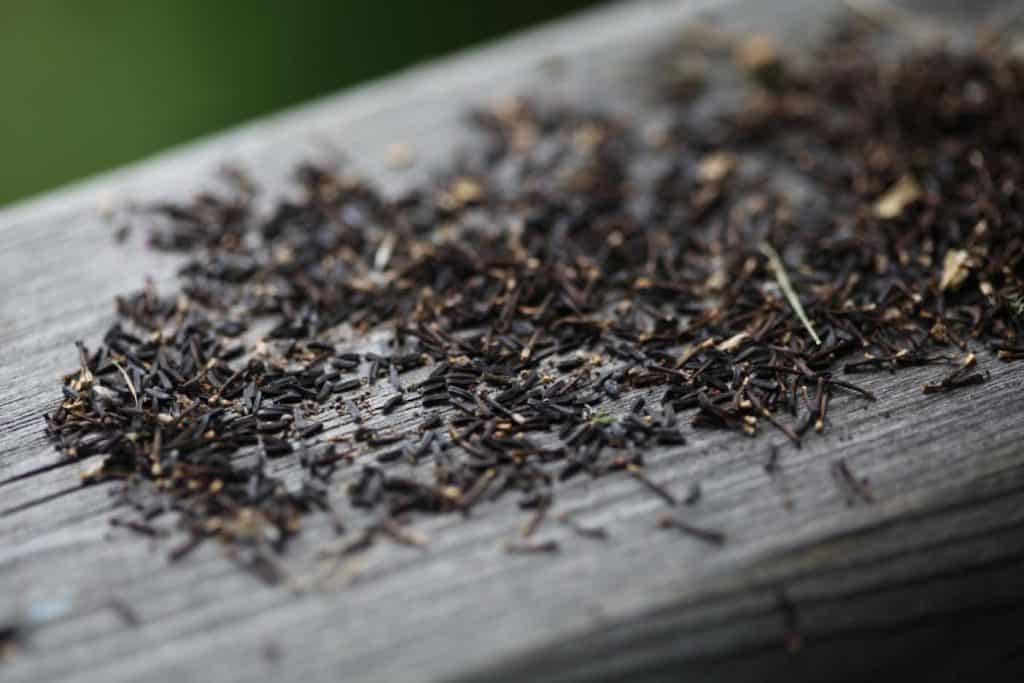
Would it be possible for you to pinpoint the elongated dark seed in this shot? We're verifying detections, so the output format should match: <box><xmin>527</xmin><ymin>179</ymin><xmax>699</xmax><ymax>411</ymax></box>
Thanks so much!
<box><xmin>375</xmin><ymin>448</ymin><xmax>406</xmax><ymax>463</ymax></box>
<box><xmin>299</xmin><ymin>422</ymin><xmax>324</xmax><ymax>439</ymax></box>
<box><xmin>343</xmin><ymin>398</ymin><xmax>362</xmax><ymax>423</ymax></box>
<box><xmin>335</xmin><ymin>379</ymin><xmax>362</xmax><ymax>393</ymax></box>
<box><xmin>381</xmin><ymin>394</ymin><xmax>405</xmax><ymax>414</ymax></box>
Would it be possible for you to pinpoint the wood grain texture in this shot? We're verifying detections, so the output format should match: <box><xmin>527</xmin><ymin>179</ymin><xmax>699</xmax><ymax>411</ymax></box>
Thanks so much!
<box><xmin>2</xmin><ymin>1</ymin><xmax>1023</xmax><ymax>681</ymax></box>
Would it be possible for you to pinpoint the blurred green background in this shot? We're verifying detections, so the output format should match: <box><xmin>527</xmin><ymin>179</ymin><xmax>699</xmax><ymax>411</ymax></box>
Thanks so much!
<box><xmin>0</xmin><ymin>0</ymin><xmax>596</xmax><ymax>208</ymax></box>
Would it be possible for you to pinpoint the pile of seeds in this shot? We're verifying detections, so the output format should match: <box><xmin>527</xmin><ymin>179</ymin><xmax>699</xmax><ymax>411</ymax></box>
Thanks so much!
<box><xmin>45</xmin><ymin>24</ymin><xmax>1023</xmax><ymax>581</ymax></box>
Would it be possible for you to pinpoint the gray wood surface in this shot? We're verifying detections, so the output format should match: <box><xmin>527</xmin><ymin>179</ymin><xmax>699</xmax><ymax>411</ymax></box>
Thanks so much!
<box><xmin>2</xmin><ymin>1</ymin><xmax>1023</xmax><ymax>681</ymax></box>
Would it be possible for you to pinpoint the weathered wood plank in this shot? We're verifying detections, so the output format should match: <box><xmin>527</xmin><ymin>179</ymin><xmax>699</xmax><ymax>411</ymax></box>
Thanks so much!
<box><xmin>2</xmin><ymin>1</ymin><xmax>1023</xmax><ymax>682</ymax></box>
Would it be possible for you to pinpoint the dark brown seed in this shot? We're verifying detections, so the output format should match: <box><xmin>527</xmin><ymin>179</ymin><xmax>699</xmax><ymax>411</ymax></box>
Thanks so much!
<box><xmin>504</xmin><ymin>539</ymin><xmax>559</xmax><ymax>554</ymax></box>
<box><xmin>343</xmin><ymin>398</ymin><xmax>362</xmax><ymax>424</ymax></box>
<box><xmin>628</xmin><ymin>464</ymin><xmax>677</xmax><ymax>506</ymax></box>
<box><xmin>381</xmin><ymin>394</ymin><xmax>405</xmax><ymax>414</ymax></box>
<box><xmin>656</xmin><ymin>514</ymin><xmax>725</xmax><ymax>545</ymax></box>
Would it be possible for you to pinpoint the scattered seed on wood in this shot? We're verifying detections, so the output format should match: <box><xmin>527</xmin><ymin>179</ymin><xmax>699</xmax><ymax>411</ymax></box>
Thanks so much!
<box><xmin>41</xmin><ymin>26</ymin><xmax>1023</xmax><ymax>586</ymax></box>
